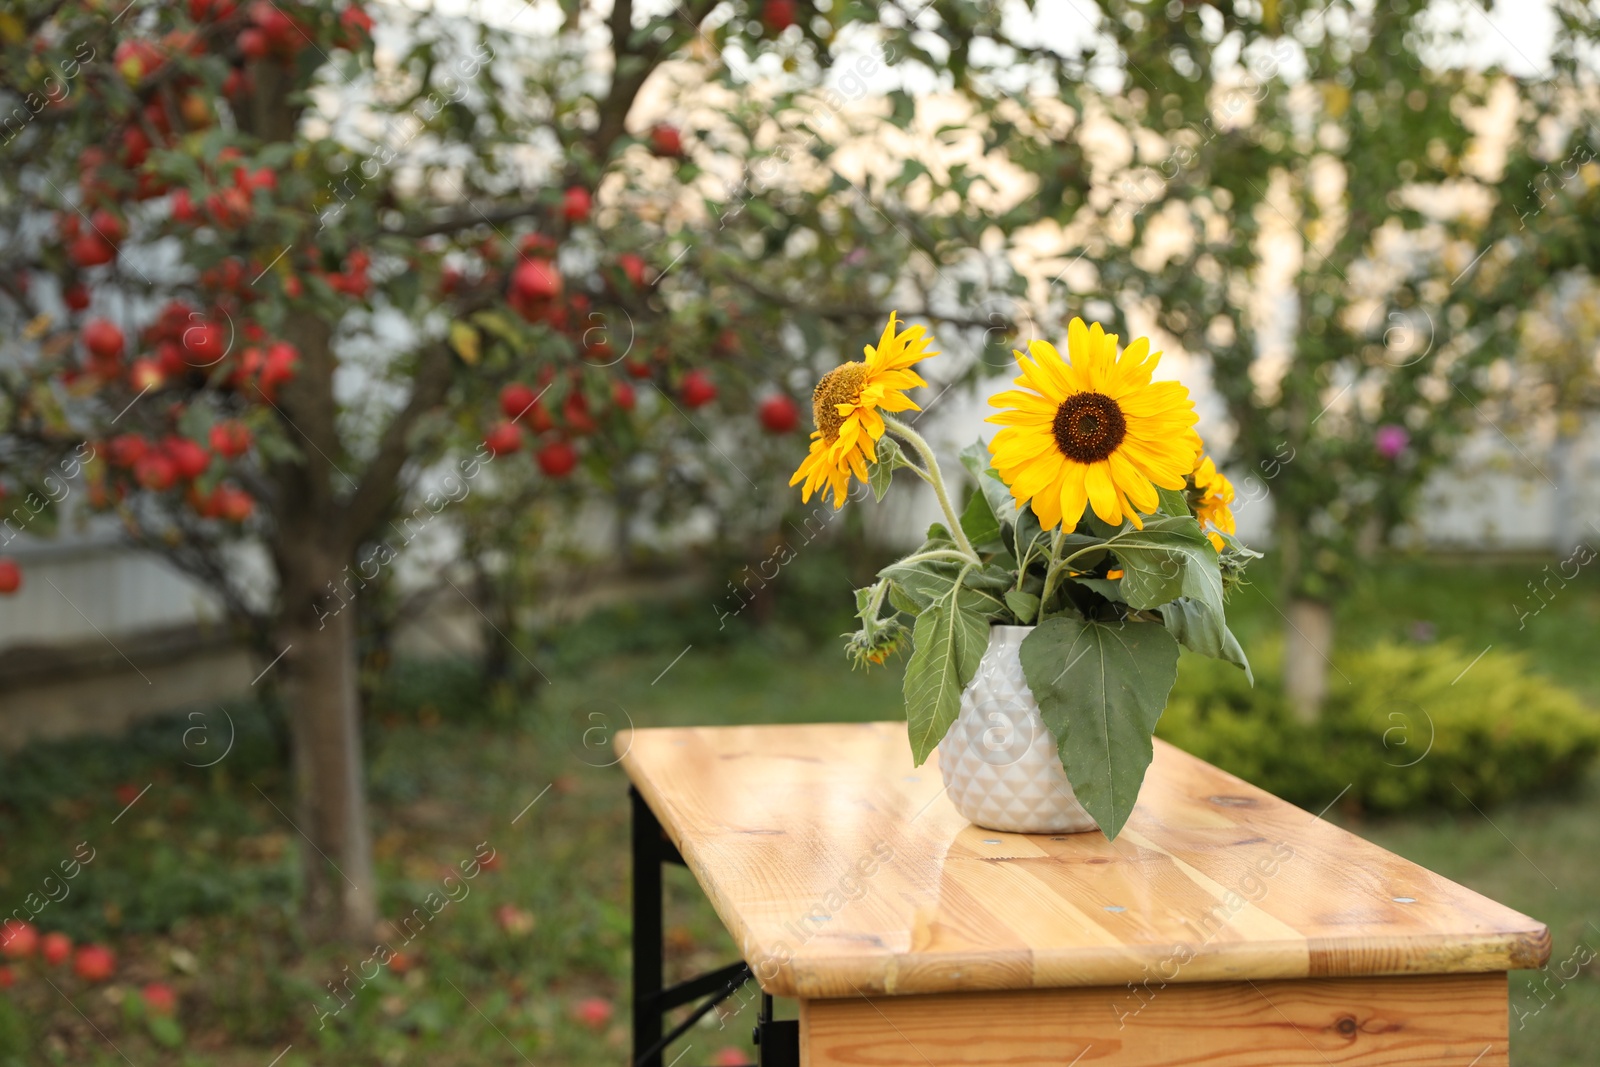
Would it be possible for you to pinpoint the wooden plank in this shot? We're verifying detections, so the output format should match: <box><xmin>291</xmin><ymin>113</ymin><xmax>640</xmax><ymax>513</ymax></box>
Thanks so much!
<box><xmin>617</xmin><ymin>723</ymin><xmax>1549</xmax><ymax>999</ymax></box>
<box><xmin>800</xmin><ymin>973</ymin><xmax>1509</xmax><ymax>1067</ymax></box>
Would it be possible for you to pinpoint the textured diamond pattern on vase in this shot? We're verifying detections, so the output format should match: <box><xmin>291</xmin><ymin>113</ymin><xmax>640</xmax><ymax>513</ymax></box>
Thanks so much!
<box><xmin>936</xmin><ymin>625</ymin><xmax>1099</xmax><ymax>834</ymax></box>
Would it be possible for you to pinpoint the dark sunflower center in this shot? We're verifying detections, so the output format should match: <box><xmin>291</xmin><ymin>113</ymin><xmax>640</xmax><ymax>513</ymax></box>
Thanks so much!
<box><xmin>813</xmin><ymin>362</ymin><xmax>867</xmax><ymax>441</ymax></box>
<box><xmin>1052</xmin><ymin>392</ymin><xmax>1127</xmax><ymax>463</ymax></box>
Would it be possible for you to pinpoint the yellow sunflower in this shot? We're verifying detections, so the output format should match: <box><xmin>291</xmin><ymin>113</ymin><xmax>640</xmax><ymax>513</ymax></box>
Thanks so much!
<box><xmin>987</xmin><ymin>318</ymin><xmax>1201</xmax><ymax>530</ymax></box>
<box><xmin>1192</xmin><ymin>454</ymin><xmax>1237</xmax><ymax>551</ymax></box>
<box><xmin>790</xmin><ymin>313</ymin><xmax>937</xmax><ymax>508</ymax></box>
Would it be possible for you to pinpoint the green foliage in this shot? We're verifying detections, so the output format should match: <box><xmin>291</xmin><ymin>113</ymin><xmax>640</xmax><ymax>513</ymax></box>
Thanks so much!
<box><xmin>1158</xmin><ymin>641</ymin><xmax>1600</xmax><ymax>813</ymax></box>
<box><xmin>902</xmin><ymin>574</ymin><xmax>991</xmax><ymax>765</ymax></box>
<box><xmin>864</xmin><ymin>438</ymin><xmax>1253</xmax><ymax>837</ymax></box>
<box><xmin>1020</xmin><ymin>616</ymin><xmax>1180</xmax><ymax>837</ymax></box>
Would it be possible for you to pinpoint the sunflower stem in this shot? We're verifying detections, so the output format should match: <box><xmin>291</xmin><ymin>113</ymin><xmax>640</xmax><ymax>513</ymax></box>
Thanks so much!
<box><xmin>881</xmin><ymin>416</ymin><xmax>980</xmax><ymax>563</ymax></box>
<box><xmin>1039</xmin><ymin>527</ymin><xmax>1069</xmax><ymax>611</ymax></box>
<box><xmin>898</xmin><ymin>548</ymin><xmax>980</xmax><ymax>566</ymax></box>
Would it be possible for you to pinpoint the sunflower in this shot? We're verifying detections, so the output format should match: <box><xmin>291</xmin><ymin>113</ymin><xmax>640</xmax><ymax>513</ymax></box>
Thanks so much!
<box><xmin>1192</xmin><ymin>454</ymin><xmax>1237</xmax><ymax>552</ymax></box>
<box><xmin>790</xmin><ymin>313</ymin><xmax>937</xmax><ymax>508</ymax></box>
<box><xmin>987</xmin><ymin>318</ymin><xmax>1201</xmax><ymax>530</ymax></box>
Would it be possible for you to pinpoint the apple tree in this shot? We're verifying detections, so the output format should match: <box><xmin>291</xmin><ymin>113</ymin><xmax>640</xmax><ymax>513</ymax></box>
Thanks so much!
<box><xmin>0</xmin><ymin>0</ymin><xmax>1051</xmax><ymax>939</ymax></box>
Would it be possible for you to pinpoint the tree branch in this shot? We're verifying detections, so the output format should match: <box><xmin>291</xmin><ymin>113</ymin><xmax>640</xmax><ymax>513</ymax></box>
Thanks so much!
<box><xmin>337</xmin><ymin>341</ymin><xmax>456</xmax><ymax>549</ymax></box>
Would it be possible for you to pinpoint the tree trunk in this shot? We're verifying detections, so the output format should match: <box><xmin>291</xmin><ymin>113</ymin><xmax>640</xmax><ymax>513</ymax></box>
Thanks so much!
<box><xmin>267</xmin><ymin>300</ymin><xmax>378</xmax><ymax>942</ymax></box>
<box><xmin>1275</xmin><ymin>505</ymin><xmax>1334</xmax><ymax>724</ymax></box>
<box><xmin>1551</xmin><ymin>421</ymin><xmax>1583</xmax><ymax>552</ymax></box>
<box><xmin>280</xmin><ymin>605</ymin><xmax>377</xmax><ymax>941</ymax></box>
<box><xmin>1284</xmin><ymin>597</ymin><xmax>1334</xmax><ymax>725</ymax></box>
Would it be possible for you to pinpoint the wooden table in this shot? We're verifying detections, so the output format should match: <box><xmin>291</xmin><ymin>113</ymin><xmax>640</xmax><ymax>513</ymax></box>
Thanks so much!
<box><xmin>618</xmin><ymin>721</ymin><xmax>1549</xmax><ymax>1067</ymax></box>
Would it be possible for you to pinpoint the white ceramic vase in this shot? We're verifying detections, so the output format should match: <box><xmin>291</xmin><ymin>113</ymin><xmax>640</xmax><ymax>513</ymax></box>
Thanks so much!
<box><xmin>936</xmin><ymin>625</ymin><xmax>1099</xmax><ymax>835</ymax></box>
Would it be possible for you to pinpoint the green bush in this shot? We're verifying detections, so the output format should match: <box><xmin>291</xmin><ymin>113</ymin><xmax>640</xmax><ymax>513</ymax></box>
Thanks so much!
<box><xmin>1157</xmin><ymin>639</ymin><xmax>1600</xmax><ymax>813</ymax></box>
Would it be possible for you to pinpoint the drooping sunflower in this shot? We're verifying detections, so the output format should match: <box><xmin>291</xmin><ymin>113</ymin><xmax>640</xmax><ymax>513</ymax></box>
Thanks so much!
<box><xmin>1192</xmin><ymin>454</ymin><xmax>1237</xmax><ymax>552</ymax></box>
<box><xmin>987</xmin><ymin>318</ymin><xmax>1201</xmax><ymax>530</ymax></box>
<box><xmin>790</xmin><ymin>313</ymin><xmax>937</xmax><ymax>508</ymax></box>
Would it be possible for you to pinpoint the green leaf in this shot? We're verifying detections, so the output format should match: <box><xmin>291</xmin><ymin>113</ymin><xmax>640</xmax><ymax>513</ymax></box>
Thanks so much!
<box><xmin>1004</xmin><ymin>589</ymin><xmax>1040</xmax><ymax>624</ymax></box>
<box><xmin>880</xmin><ymin>557</ymin><xmax>963</xmax><ymax>612</ymax></box>
<box><xmin>448</xmin><ymin>321</ymin><xmax>480</xmax><ymax>364</ymax></box>
<box><xmin>1157</xmin><ymin>598</ymin><xmax>1254</xmax><ymax>685</ymax></box>
<box><xmin>1019</xmin><ymin>616</ymin><xmax>1180</xmax><ymax>839</ymax></box>
<box><xmin>868</xmin><ymin>436</ymin><xmax>910</xmax><ymax>502</ymax></box>
<box><xmin>1102</xmin><ymin>515</ymin><xmax>1225</xmax><ymax>618</ymax></box>
<box><xmin>471</xmin><ymin>309</ymin><xmax>524</xmax><ymax>345</ymax></box>
<box><xmin>962</xmin><ymin>565</ymin><xmax>1013</xmax><ymax>595</ymax></box>
<box><xmin>959</xmin><ymin>439</ymin><xmax>1021</xmax><ymax>527</ymax></box>
<box><xmin>1157</xmin><ymin>486</ymin><xmax>1191</xmax><ymax>517</ymax></box>
<box><xmin>147</xmin><ymin>1015</ymin><xmax>184</xmax><ymax>1049</ymax></box>
<box><xmin>1070</xmin><ymin>576</ymin><xmax>1125</xmax><ymax>602</ymax></box>
<box><xmin>959</xmin><ymin>487</ymin><xmax>1001</xmax><ymax>549</ymax></box>
<box><xmin>903</xmin><ymin>600</ymin><xmax>989</xmax><ymax>765</ymax></box>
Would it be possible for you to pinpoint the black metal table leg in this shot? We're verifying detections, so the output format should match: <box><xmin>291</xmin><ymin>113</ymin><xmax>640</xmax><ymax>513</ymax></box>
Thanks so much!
<box><xmin>632</xmin><ymin>786</ymin><xmax>666</xmax><ymax>1067</ymax></box>
<box><xmin>631</xmin><ymin>784</ymin><xmax>792</xmax><ymax>1067</ymax></box>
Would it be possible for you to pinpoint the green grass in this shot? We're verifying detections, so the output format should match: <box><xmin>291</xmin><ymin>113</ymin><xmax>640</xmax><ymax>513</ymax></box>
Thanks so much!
<box><xmin>0</xmin><ymin>556</ymin><xmax>1595</xmax><ymax>1065</ymax></box>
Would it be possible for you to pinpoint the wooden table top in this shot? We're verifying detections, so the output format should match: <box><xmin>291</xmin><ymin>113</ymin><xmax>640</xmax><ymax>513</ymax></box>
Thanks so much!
<box><xmin>617</xmin><ymin>721</ymin><xmax>1549</xmax><ymax>1000</ymax></box>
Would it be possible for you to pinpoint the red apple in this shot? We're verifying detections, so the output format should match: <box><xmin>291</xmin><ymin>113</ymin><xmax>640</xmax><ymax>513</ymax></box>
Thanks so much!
<box><xmin>536</xmin><ymin>440</ymin><xmax>578</xmax><ymax>478</ymax></box>
<box><xmin>191</xmin><ymin>0</ymin><xmax>239</xmax><ymax>21</ymax></box>
<box><xmin>500</xmin><ymin>382</ymin><xmax>538</xmax><ymax>421</ymax></box>
<box><xmin>41</xmin><ymin>932</ymin><xmax>72</xmax><ymax>967</ymax></box>
<box><xmin>129</xmin><ymin>358</ymin><xmax>164</xmax><ymax>392</ymax></box>
<box><xmin>572</xmin><ymin>996</ymin><xmax>613</xmax><ymax>1031</ymax></box>
<box><xmin>624</xmin><ymin>358</ymin><xmax>653</xmax><ymax>380</ymax></box>
<box><xmin>387</xmin><ymin>951</ymin><xmax>413</xmax><ymax>975</ymax></box>
<box><xmin>108</xmin><ymin>434</ymin><xmax>150</xmax><ymax>468</ymax></box>
<box><xmin>69</xmin><ymin>233</ymin><xmax>116</xmax><ymax>268</ymax></box>
<box><xmin>248</xmin><ymin>0</ymin><xmax>301</xmax><ymax>51</ymax></box>
<box><xmin>182</xmin><ymin>319</ymin><xmax>227</xmax><ymax>365</ymax></box>
<box><xmin>156</xmin><ymin>340</ymin><xmax>186</xmax><ymax>377</ymax></box>
<box><xmin>0</xmin><ymin>920</ymin><xmax>37</xmax><ymax>957</ymax></box>
<box><xmin>562</xmin><ymin>186</ymin><xmax>592</xmax><ymax>223</ymax></box>
<box><xmin>758</xmin><ymin>393</ymin><xmax>799</xmax><ymax>434</ymax></box>
<box><xmin>612</xmin><ymin>381</ymin><xmax>636</xmax><ymax>412</ymax></box>
<box><xmin>484</xmin><ymin>421</ymin><xmax>523</xmax><ymax>457</ymax></box>
<box><xmin>764</xmin><ymin>0</ymin><xmax>796</xmax><ymax>31</ymax></box>
<box><xmin>339</xmin><ymin>4</ymin><xmax>374</xmax><ymax>41</ymax></box>
<box><xmin>121</xmin><ymin>125</ymin><xmax>152</xmax><ymax>168</ymax></box>
<box><xmin>72</xmin><ymin>943</ymin><xmax>114</xmax><ymax>982</ymax></box>
<box><xmin>209</xmin><ymin>421</ymin><xmax>252</xmax><ymax>458</ymax></box>
<box><xmin>680</xmin><ymin>369</ymin><xmax>717</xmax><ymax>408</ymax></box>
<box><xmin>206</xmin><ymin>186</ymin><xmax>252</xmax><ymax>228</ymax></box>
<box><xmin>617</xmin><ymin>253</ymin><xmax>647</xmax><ymax>289</ymax></box>
<box><xmin>0</xmin><ymin>966</ymin><xmax>13</xmax><ymax>989</ymax></box>
<box><xmin>562</xmin><ymin>392</ymin><xmax>596</xmax><ymax>435</ymax></box>
<box><xmin>495</xmin><ymin>903</ymin><xmax>536</xmax><ymax>935</ymax></box>
<box><xmin>171</xmin><ymin>188</ymin><xmax>202</xmax><ymax>225</ymax></box>
<box><xmin>257</xmin><ymin>341</ymin><xmax>299</xmax><ymax>397</ymax></box>
<box><xmin>143</xmin><ymin>99</ymin><xmax>172</xmax><ymax>138</ymax></box>
<box><xmin>142</xmin><ymin>982</ymin><xmax>177</xmax><ymax>1016</ymax></box>
<box><xmin>649</xmin><ymin>123</ymin><xmax>683</xmax><ymax>158</ymax></box>
<box><xmin>165</xmin><ymin>437</ymin><xmax>210</xmax><ymax>480</ymax></box>
<box><xmin>135</xmin><ymin>453</ymin><xmax>178</xmax><ymax>492</ymax></box>
<box><xmin>114</xmin><ymin>38</ymin><xmax>164</xmax><ymax>86</ymax></box>
<box><xmin>89</xmin><ymin>209</ymin><xmax>124</xmax><ymax>246</ymax></box>
<box><xmin>216</xmin><ymin>485</ymin><xmax>255</xmax><ymax>523</ymax></box>
<box><xmin>63</xmin><ymin>282</ymin><xmax>90</xmax><ymax>311</ymax></box>
<box><xmin>222</xmin><ymin>66</ymin><xmax>249</xmax><ymax>98</ymax></box>
<box><xmin>238</xmin><ymin>27</ymin><xmax>268</xmax><ymax>59</ymax></box>
<box><xmin>180</xmin><ymin>90</ymin><xmax>212</xmax><ymax>129</ymax></box>
<box><xmin>83</xmin><ymin>319</ymin><xmax>125</xmax><ymax>361</ymax></box>
<box><xmin>511</xmin><ymin>258</ymin><xmax>561</xmax><ymax>302</ymax></box>
<box><xmin>527</xmin><ymin>399</ymin><xmax>554</xmax><ymax>433</ymax></box>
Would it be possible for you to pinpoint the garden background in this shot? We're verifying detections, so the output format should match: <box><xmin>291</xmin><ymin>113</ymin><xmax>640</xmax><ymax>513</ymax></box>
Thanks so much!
<box><xmin>2</xmin><ymin>0</ymin><xmax>1600</xmax><ymax>1064</ymax></box>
